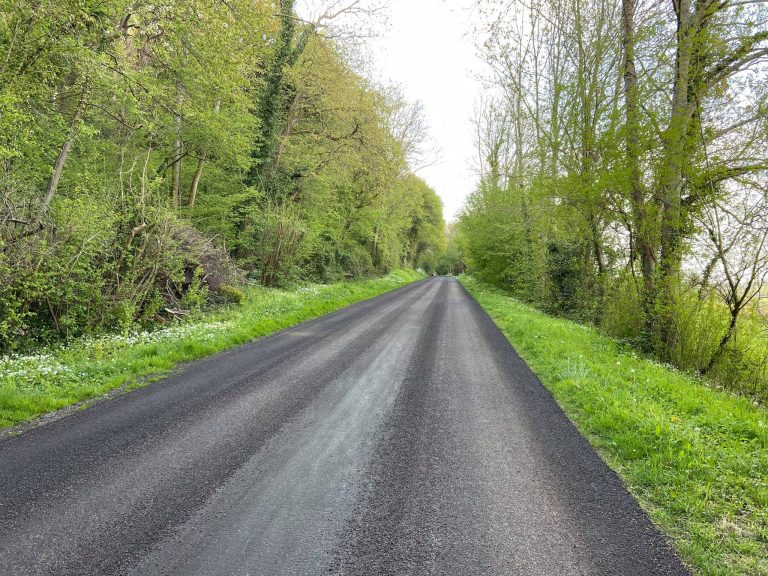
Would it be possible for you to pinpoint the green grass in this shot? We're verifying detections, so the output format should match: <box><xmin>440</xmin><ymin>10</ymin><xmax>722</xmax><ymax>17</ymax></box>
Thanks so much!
<box><xmin>0</xmin><ymin>269</ymin><xmax>423</xmax><ymax>428</ymax></box>
<box><xmin>461</xmin><ymin>276</ymin><xmax>768</xmax><ymax>576</ymax></box>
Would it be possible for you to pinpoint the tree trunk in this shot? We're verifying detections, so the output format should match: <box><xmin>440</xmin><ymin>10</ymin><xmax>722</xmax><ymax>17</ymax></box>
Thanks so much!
<box><xmin>701</xmin><ymin>308</ymin><xmax>739</xmax><ymax>375</ymax></box>
<box><xmin>656</xmin><ymin>0</ymin><xmax>696</xmax><ymax>355</ymax></box>
<box><xmin>187</xmin><ymin>156</ymin><xmax>205</xmax><ymax>209</ymax></box>
<box><xmin>590</xmin><ymin>215</ymin><xmax>607</xmax><ymax>324</ymax></box>
<box><xmin>38</xmin><ymin>85</ymin><xmax>88</xmax><ymax>225</ymax></box>
<box><xmin>187</xmin><ymin>98</ymin><xmax>219</xmax><ymax>209</ymax></box>
<box><xmin>172</xmin><ymin>133</ymin><xmax>182</xmax><ymax>210</ymax></box>
<box><xmin>269</xmin><ymin>90</ymin><xmax>304</xmax><ymax>186</ymax></box>
<box><xmin>621</xmin><ymin>0</ymin><xmax>656</xmax><ymax>345</ymax></box>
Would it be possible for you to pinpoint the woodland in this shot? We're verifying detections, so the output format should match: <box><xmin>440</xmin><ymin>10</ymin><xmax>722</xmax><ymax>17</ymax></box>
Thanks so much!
<box><xmin>0</xmin><ymin>0</ymin><xmax>445</xmax><ymax>350</ymax></box>
<box><xmin>1</xmin><ymin>3</ymin><xmax>766</xmax><ymax>571</ymax></box>
<box><xmin>459</xmin><ymin>0</ymin><xmax>768</xmax><ymax>399</ymax></box>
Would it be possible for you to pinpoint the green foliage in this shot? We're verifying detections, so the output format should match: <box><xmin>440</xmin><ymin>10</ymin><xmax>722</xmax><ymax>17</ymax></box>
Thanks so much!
<box><xmin>600</xmin><ymin>273</ymin><xmax>645</xmax><ymax>341</ymax></box>
<box><xmin>463</xmin><ymin>0</ymin><xmax>768</xmax><ymax>401</ymax></box>
<box><xmin>458</xmin><ymin>185</ymin><xmax>545</xmax><ymax>296</ymax></box>
<box><xmin>544</xmin><ymin>238</ymin><xmax>594</xmax><ymax>318</ymax></box>
<box><xmin>463</xmin><ymin>276</ymin><xmax>768</xmax><ymax>576</ymax></box>
<box><xmin>433</xmin><ymin>224</ymin><xmax>464</xmax><ymax>275</ymax></box>
<box><xmin>234</xmin><ymin>35</ymin><xmax>447</xmax><ymax>285</ymax></box>
<box><xmin>0</xmin><ymin>1</ymin><xmax>445</xmax><ymax>351</ymax></box>
<box><xmin>218</xmin><ymin>285</ymin><xmax>245</xmax><ymax>305</ymax></box>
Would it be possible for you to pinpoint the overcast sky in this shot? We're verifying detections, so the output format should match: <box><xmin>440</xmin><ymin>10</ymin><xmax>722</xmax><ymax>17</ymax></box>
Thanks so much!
<box><xmin>369</xmin><ymin>0</ymin><xmax>484</xmax><ymax>220</ymax></box>
<box><xmin>296</xmin><ymin>0</ymin><xmax>485</xmax><ymax>220</ymax></box>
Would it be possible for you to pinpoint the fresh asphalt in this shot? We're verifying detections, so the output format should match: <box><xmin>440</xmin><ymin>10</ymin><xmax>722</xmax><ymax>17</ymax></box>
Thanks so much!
<box><xmin>0</xmin><ymin>277</ymin><xmax>689</xmax><ymax>575</ymax></box>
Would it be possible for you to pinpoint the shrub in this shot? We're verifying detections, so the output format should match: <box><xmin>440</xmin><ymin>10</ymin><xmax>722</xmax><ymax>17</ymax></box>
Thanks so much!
<box><xmin>601</xmin><ymin>273</ymin><xmax>644</xmax><ymax>341</ymax></box>
<box><xmin>217</xmin><ymin>284</ymin><xmax>245</xmax><ymax>305</ymax></box>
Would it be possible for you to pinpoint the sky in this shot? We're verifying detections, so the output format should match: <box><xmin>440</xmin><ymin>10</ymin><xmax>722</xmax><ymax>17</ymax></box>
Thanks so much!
<box><xmin>369</xmin><ymin>0</ymin><xmax>485</xmax><ymax>221</ymax></box>
<box><xmin>295</xmin><ymin>0</ymin><xmax>486</xmax><ymax>220</ymax></box>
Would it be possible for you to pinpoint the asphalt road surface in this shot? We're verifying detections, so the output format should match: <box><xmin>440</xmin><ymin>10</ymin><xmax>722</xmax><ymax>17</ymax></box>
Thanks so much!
<box><xmin>0</xmin><ymin>277</ymin><xmax>689</xmax><ymax>575</ymax></box>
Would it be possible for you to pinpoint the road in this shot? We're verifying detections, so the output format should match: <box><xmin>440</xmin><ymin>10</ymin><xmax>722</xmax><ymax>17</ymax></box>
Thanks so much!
<box><xmin>0</xmin><ymin>277</ymin><xmax>688</xmax><ymax>575</ymax></box>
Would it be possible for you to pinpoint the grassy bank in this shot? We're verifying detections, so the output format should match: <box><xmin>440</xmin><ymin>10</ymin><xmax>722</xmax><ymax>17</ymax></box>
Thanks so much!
<box><xmin>461</xmin><ymin>276</ymin><xmax>768</xmax><ymax>576</ymax></box>
<box><xmin>0</xmin><ymin>269</ymin><xmax>423</xmax><ymax>429</ymax></box>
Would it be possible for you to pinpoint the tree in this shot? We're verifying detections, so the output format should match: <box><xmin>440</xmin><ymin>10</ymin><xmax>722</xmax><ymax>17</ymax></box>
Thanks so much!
<box><xmin>1</xmin><ymin>0</ymin><xmax>438</xmax><ymax>350</ymax></box>
<box><xmin>698</xmin><ymin>187</ymin><xmax>768</xmax><ymax>374</ymax></box>
<box><xmin>465</xmin><ymin>0</ymin><xmax>768</xmax><ymax>390</ymax></box>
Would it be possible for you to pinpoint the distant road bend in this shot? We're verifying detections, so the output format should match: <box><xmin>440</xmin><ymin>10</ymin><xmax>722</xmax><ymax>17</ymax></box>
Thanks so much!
<box><xmin>0</xmin><ymin>277</ymin><xmax>689</xmax><ymax>575</ymax></box>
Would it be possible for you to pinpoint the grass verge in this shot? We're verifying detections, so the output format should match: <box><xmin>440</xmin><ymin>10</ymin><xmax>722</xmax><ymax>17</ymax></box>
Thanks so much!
<box><xmin>460</xmin><ymin>276</ymin><xmax>768</xmax><ymax>576</ymax></box>
<box><xmin>0</xmin><ymin>269</ymin><xmax>423</xmax><ymax>429</ymax></box>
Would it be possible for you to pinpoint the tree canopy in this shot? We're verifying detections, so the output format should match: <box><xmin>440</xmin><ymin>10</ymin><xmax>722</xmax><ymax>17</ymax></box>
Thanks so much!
<box><xmin>0</xmin><ymin>0</ymin><xmax>445</xmax><ymax>349</ymax></box>
<box><xmin>459</xmin><ymin>0</ymin><xmax>768</xmax><ymax>397</ymax></box>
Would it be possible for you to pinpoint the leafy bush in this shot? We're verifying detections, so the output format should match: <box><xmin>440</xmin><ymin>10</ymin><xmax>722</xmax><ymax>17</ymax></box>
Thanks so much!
<box><xmin>0</xmin><ymin>205</ymin><xmax>246</xmax><ymax>351</ymax></box>
<box><xmin>666</xmin><ymin>289</ymin><xmax>729</xmax><ymax>373</ymax></box>
<box><xmin>601</xmin><ymin>273</ymin><xmax>645</xmax><ymax>341</ymax></box>
<box><xmin>218</xmin><ymin>284</ymin><xmax>245</xmax><ymax>305</ymax></box>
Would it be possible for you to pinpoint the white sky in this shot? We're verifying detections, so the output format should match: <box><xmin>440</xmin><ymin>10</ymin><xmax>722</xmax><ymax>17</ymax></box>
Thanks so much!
<box><xmin>369</xmin><ymin>0</ymin><xmax>484</xmax><ymax>220</ymax></box>
<box><xmin>296</xmin><ymin>0</ymin><xmax>485</xmax><ymax>220</ymax></box>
